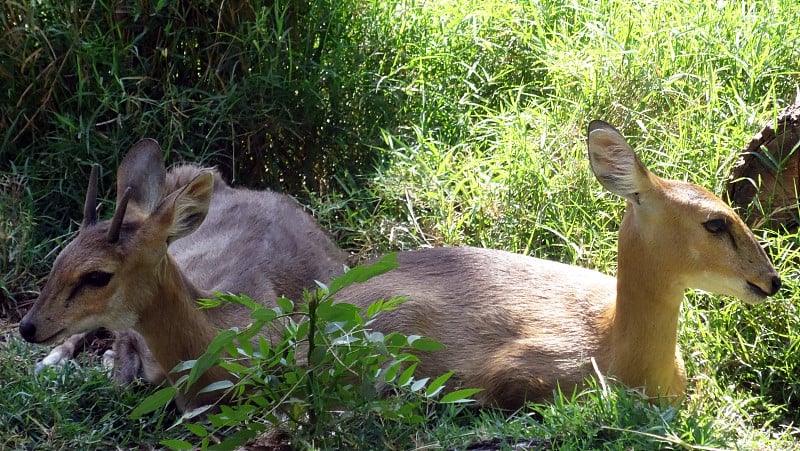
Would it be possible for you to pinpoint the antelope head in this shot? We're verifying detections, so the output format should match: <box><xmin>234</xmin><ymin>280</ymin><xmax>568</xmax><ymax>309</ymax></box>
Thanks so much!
<box><xmin>19</xmin><ymin>139</ymin><xmax>214</xmax><ymax>345</ymax></box>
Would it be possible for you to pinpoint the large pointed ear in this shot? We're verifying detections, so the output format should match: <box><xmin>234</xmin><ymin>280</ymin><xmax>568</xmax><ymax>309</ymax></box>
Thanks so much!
<box><xmin>586</xmin><ymin>120</ymin><xmax>655</xmax><ymax>202</ymax></box>
<box><xmin>117</xmin><ymin>139</ymin><xmax>167</xmax><ymax>214</ymax></box>
<box><xmin>153</xmin><ymin>171</ymin><xmax>214</xmax><ymax>243</ymax></box>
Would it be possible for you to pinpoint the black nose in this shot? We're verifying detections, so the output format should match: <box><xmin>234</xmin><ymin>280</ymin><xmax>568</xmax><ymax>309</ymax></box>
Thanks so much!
<box><xmin>771</xmin><ymin>276</ymin><xmax>782</xmax><ymax>295</ymax></box>
<box><xmin>19</xmin><ymin>319</ymin><xmax>36</xmax><ymax>342</ymax></box>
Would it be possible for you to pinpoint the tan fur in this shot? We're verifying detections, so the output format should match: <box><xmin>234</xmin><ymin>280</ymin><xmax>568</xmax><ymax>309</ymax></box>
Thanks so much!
<box><xmin>335</xmin><ymin>121</ymin><xmax>781</xmax><ymax>409</ymax></box>
<box><xmin>20</xmin><ymin>139</ymin><xmax>345</xmax><ymax>410</ymax></box>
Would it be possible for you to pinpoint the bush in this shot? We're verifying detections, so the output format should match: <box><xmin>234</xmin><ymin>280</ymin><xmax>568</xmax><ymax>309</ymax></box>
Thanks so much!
<box><xmin>0</xmin><ymin>0</ymin><xmax>404</xmax><ymax>272</ymax></box>
<box><xmin>132</xmin><ymin>254</ymin><xmax>481</xmax><ymax>449</ymax></box>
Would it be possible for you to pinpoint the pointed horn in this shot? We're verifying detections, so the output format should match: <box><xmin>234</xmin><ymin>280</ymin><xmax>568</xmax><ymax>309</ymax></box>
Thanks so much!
<box><xmin>108</xmin><ymin>187</ymin><xmax>132</xmax><ymax>243</ymax></box>
<box><xmin>81</xmin><ymin>165</ymin><xmax>100</xmax><ymax>229</ymax></box>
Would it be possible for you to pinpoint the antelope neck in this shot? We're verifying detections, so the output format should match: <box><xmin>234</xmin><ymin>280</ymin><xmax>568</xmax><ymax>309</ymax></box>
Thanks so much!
<box><xmin>134</xmin><ymin>254</ymin><xmax>226</xmax><ymax>390</ymax></box>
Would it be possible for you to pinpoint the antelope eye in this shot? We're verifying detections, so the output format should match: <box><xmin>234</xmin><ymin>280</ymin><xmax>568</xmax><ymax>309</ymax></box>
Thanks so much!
<box><xmin>703</xmin><ymin>218</ymin><xmax>727</xmax><ymax>234</ymax></box>
<box><xmin>82</xmin><ymin>271</ymin><xmax>113</xmax><ymax>288</ymax></box>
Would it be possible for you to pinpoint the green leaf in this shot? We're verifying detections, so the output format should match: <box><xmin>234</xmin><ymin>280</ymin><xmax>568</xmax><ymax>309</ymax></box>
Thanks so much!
<box><xmin>184</xmin><ymin>423</ymin><xmax>208</xmax><ymax>438</ymax></box>
<box><xmin>171</xmin><ymin>359</ymin><xmax>196</xmax><ymax>374</ymax></box>
<box><xmin>426</xmin><ymin>370</ymin><xmax>454</xmax><ymax>397</ymax></box>
<box><xmin>236</xmin><ymin>340</ymin><xmax>254</xmax><ymax>358</ymax></box>
<box><xmin>181</xmin><ymin>404</ymin><xmax>214</xmax><ymax>421</ymax></box>
<box><xmin>210</xmin><ymin>428</ymin><xmax>258</xmax><ymax>450</ymax></box>
<box><xmin>277</xmin><ymin>296</ymin><xmax>294</xmax><ymax>313</ymax></box>
<box><xmin>187</xmin><ymin>329</ymin><xmax>238</xmax><ymax>386</ymax></box>
<box><xmin>130</xmin><ymin>387</ymin><xmax>178</xmax><ymax>419</ymax></box>
<box><xmin>317</xmin><ymin>301</ymin><xmax>360</xmax><ymax>322</ymax></box>
<box><xmin>208</xmin><ymin>329</ymin><xmax>239</xmax><ymax>354</ymax></box>
<box><xmin>328</xmin><ymin>253</ymin><xmax>399</xmax><ymax>295</ymax></box>
<box><xmin>160</xmin><ymin>439</ymin><xmax>194</xmax><ymax>450</ymax></box>
<box><xmin>220</xmin><ymin>361</ymin><xmax>250</xmax><ymax>374</ymax></box>
<box><xmin>252</xmin><ymin>307</ymin><xmax>277</xmax><ymax>321</ymax></box>
<box><xmin>380</xmin><ymin>359</ymin><xmax>406</xmax><ymax>383</ymax></box>
<box><xmin>409</xmin><ymin>336</ymin><xmax>444</xmax><ymax>352</ymax></box>
<box><xmin>439</xmin><ymin>388</ymin><xmax>484</xmax><ymax>403</ymax></box>
<box><xmin>366</xmin><ymin>299</ymin><xmax>386</xmax><ymax>318</ymax></box>
<box><xmin>196</xmin><ymin>297</ymin><xmax>223</xmax><ymax>309</ymax></box>
<box><xmin>397</xmin><ymin>362</ymin><xmax>418</xmax><ymax>386</ymax></box>
<box><xmin>227</xmin><ymin>292</ymin><xmax>258</xmax><ymax>309</ymax></box>
<box><xmin>258</xmin><ymin>336</ymin><xmax>274</xmax><ymax>358</ymax></box>
<box><xmin>198</xmin><ymin>379</ymin><xmax>235</xmax><ymax>395</ymax></box>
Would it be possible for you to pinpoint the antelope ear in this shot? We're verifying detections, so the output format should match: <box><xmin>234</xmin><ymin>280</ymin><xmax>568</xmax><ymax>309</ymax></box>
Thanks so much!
<box><xmin>586</xmin><ymin>120</ymin><xmax>655</xmax><ymax>203</ymax></box>
<box><xmin>117</xmin><ymin>139</ymin><xmax>167</xmax><ymax>214</ymax></box>
<box><xmin>154</xmin><ymin>171</ymin><xmax>214</xmax><ymax>243</ymax></box>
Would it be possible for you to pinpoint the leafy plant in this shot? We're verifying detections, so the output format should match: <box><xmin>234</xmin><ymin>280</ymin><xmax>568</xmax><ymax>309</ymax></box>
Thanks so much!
<box><xmin>132</xmin><ymin>253</ymin><xmax>481</xmax><ymax>449</ymax></box>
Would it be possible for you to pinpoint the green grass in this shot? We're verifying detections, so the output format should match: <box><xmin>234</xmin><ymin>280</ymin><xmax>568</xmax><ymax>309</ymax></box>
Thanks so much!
<box><xmin>3</xmin><ymin>0</ymin><xmax>800</xmax><ymax>449</ymax></box>
<box><xmin>0</xmin><ymin>336</ymin><xmax>180</xmax><ymax>449</ymax></box>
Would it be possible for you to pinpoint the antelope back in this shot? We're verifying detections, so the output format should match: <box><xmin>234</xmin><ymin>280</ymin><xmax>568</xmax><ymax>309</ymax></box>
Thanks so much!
<box><xmin>166</xmin><ymin>163</ymin><xmax>344</xmax><ymax>312</ymax></box>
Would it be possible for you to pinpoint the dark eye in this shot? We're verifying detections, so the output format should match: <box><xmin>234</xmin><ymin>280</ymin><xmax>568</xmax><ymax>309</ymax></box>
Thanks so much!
<box><xmin>703</xmin><ymin>218</ymin><xmax>728</xmax><ymax>234</ymax></box>
<box><xmin>82</xmin><ymin>271</ymin><xmax>113</xmax><ymax>288</ymax></box>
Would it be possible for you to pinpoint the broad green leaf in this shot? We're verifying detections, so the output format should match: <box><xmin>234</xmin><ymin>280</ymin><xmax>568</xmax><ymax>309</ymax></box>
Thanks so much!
<box><xmin>252</xmin><ymin>307</ymin><xmax>277</xmax><ymax>321</ymax></box>
<box><xmin>198</xmin><ymin>379</ymin><xmax>235</xmax><ymax>395</ymax></box>
<box><xmin>324</xmin><ymin>320</ymin><xmax>347</xmax><ymax>334</ymax></box>
<box><xmin>367</xmin><ymin>296</ymin><xmax>409</xmax><ymax>318</ymax></box>
<box><xmin>380</xmin><ymin>359</ymin><xmax>406</xmax><ymax>383</ymax></box>
<box><xmin>397</xmin><ymin>362</ymin><xmax>418</xmax><ymax>386</ymax></box>
<box><xmin>160</xmin><ymin>439</ymin><xmax>194</xmax><ymax>450</ymax></box>
<box><xmin>316</xmin><ymin>301</ymin><xmax>360</xmax><ymax>322</ymax></box>
<box><xmin>426</xmin><ymin>370</ymin><xmax>454</xmax><ymax>397</ymax></box>
<box><xmin>236</xmin><ymin>339</ymin><xmax>254</xmax><ymax>357</ymax></box>
<box><xmin>188</xmin><ymin>352</ymin><xmax>220</xmax><ymax>387</ymax></box>
<box><xmin>328</xmin><ymin>253</ymin><xmax>399</xmax><ymax>295</ymax></box>
<box><xmin>171</xmin><ymin>359</ymin><xmax>196</xmax><ymax>374</ymax></box>
<box><xmin>130</xmin><ymin>387</ymin><xmax>177</xmax><ymax>419</ymax></box>
<box><xmin>209</xmin><ymin>428</ymin><xmax>258</xmax><ymax>451</ymax></box>
<box><xmin>181</xmin><ymin>404</ymin><xmax>213</xmax><ymax>421</ymax></box>
<box><xmin>220</xmin><ymin>361</ymin><xmax>250</xmax><ymax>374</ymax></box>
<box><xmin>187</xmin><ymin>329</ymin><xmax>238</xmax><ymax>385</ymax></box>
<box><xmin>409</xmin><ymin>336</ymin><xmax>444</xmax><ymax>352</ymax></box>
<box><xmin>439</xmin><ymin>388</ymin><xmax>484</xmax><ymax>403</ymax></box>
<box><xmin>184</xmin><ymin>423</ymin><xmax>208</xmax><ymax>438</ymax></box>
<box><xmin>277</xmin><ymin>296</ymin><xmax>294</xmax><ymax>313</ymax></box>
<box><xmin>258</xmin><ymin>336</ymin><xmax>274</xmax><ymax>358</ymax></box>
<box><xmin>208</xmin><ymin>329</ymin><xmax>239</xmax><ymax>354</ymax></box>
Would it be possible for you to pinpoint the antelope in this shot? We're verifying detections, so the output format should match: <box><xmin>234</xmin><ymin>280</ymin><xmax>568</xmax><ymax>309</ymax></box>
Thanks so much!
<box><xmin>334</xmin><ymin>120</ymin><xmax>781</xmax><ymax>409</ymax></box>
<box><xmin>19</xmin><ymin>139</ymin><xmax>345</xmax><ymax>410</ymax></box>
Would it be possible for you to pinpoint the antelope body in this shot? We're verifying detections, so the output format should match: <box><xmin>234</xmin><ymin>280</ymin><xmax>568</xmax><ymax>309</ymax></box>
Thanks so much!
<box><xmin>19</xmin><ymin>139</ymin><xmax>345</xmax><ymax>410</ymax></box>
<box><xmin>334</xmin><ymin>120</ymin><xmax>781</xmax><ymax>409</ymax></box>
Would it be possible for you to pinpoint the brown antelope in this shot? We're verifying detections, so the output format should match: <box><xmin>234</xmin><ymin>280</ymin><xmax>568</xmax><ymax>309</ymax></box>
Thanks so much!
<box><xmin>334</xmin><ymin>120</ymin><xmax>781</xmax><ymax>409</ymax></box>
<box><xmin>19</xmin><ymin>139</ymin><xmax>345</xmax><ymax>410</ymax></box>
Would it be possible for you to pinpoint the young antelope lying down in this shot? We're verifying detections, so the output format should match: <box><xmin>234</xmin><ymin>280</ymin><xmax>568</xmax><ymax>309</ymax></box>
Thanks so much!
<box><xmin>20</xmin><ymin>139</ymin><xmax>345</xmax><ymax>410</ymax></box>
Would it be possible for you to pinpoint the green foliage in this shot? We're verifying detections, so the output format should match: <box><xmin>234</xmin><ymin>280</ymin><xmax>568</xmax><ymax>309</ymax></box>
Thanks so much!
<box><xmin>133</xmin><ymin>255</ymin><xmax>479</xmax><ymax>450</ymax></box>
<box><xmin>0</xmin><ymin>175</ymin><xmax>49</xmax><ymax>309</ymax></box>
<box><xmin>1</xmin><ymin>0</ymin><xmax>400</xmax><ymax>268</ymax></box>
<box><xmin>0</xmin><ymin>336</ymin><xmax>180</xmax><ymax>449</ymax></box>
<box><xmin>3</xmin><ymin>0</ymin><xmax>800</xmax><ymax>449</ymax></box>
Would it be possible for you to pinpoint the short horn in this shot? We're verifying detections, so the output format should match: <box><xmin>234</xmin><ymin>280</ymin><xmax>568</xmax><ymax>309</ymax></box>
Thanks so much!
<box><xmin>81</xmin><ymin>165</ymin><xmax>100</xmax><ymax>229</ymax></box>
<box><xmin>108</xmin><ymin>187</ymin><xmax>132</xmax><ymax>243</ymax></box>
